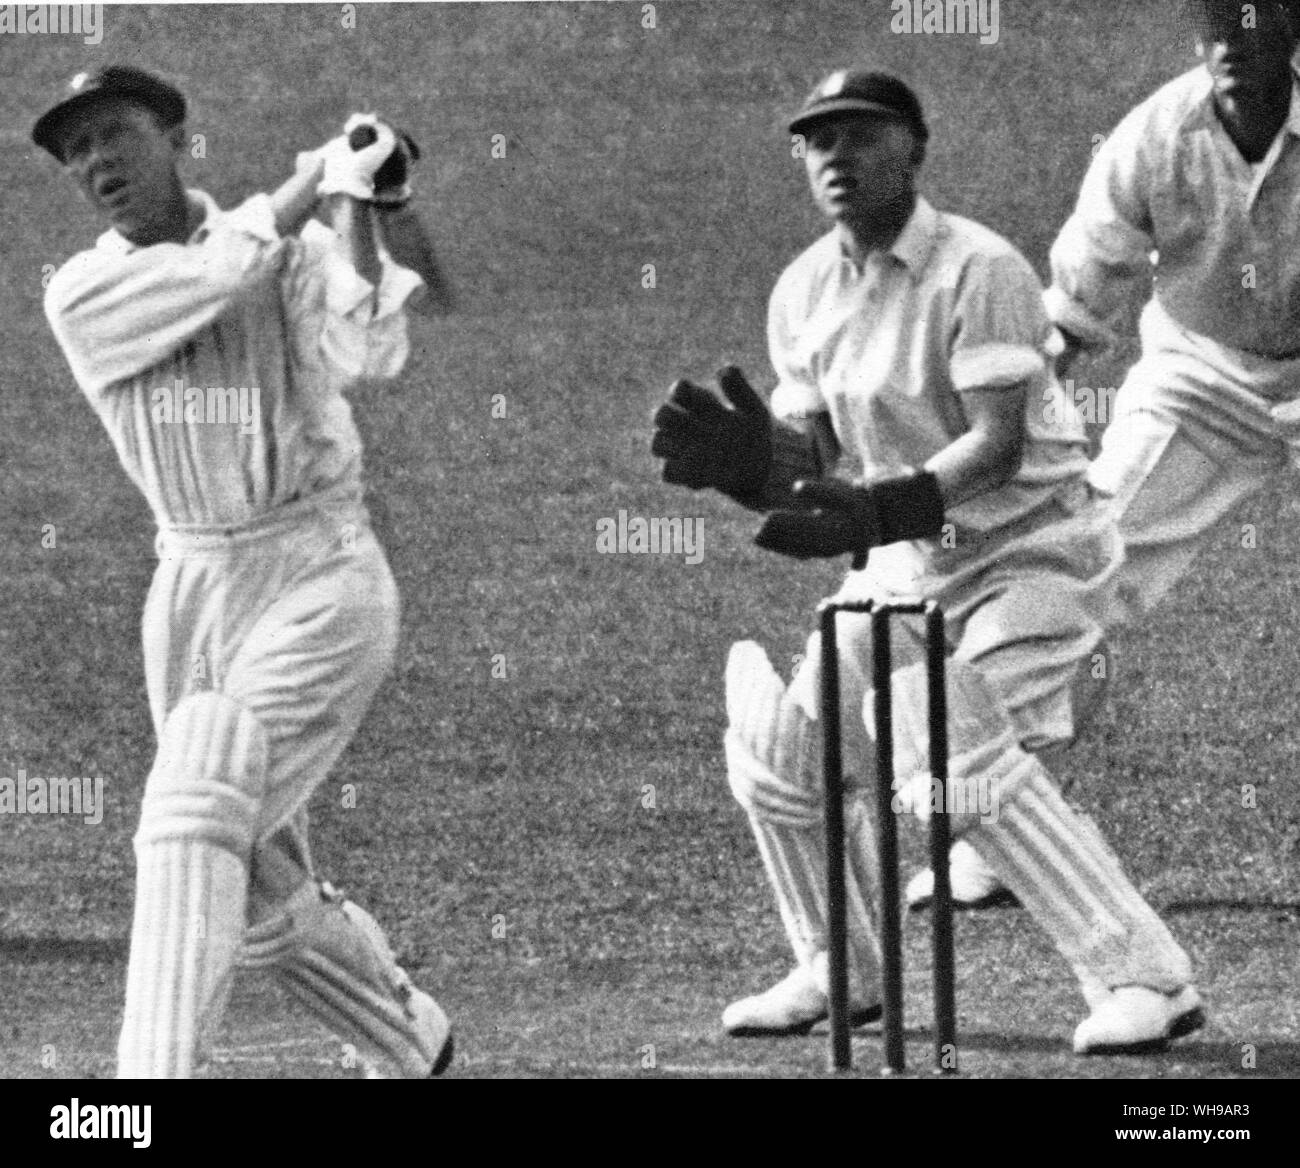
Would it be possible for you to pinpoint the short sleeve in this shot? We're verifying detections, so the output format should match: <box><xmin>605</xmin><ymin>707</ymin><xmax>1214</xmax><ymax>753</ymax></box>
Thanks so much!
<box><xmin>767</xmin><ymin>263</ymin><xmax>827</xmax><ymax>419</ymax></box>
<box><xmin>948</xmin><ymin>248</ymin><xmax>1052</xmax><ymax>393</ymax></box>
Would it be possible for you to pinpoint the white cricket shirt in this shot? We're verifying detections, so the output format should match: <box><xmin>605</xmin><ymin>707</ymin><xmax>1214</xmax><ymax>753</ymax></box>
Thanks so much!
<box><xmin>1047</xmin><ymin>66</ymin><xmax>1300</xmax><ymax>359</ymax></box>
<box><xmin>768</xmin><ymin>197</ymin><xmax>1089</xmax><ymax>538</ymax></box>
<box><xmin>45</xmin><ymin>190</ymin><xmax>421</xmax><ymax>528</ymax></box>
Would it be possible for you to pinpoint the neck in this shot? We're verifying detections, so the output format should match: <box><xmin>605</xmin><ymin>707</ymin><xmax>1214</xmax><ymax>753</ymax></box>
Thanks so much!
<box><xmin>837</xmin><ymin>191</ymin><xmax>917</xmax><ymax>269</ymax></box>
<box><xmin>123</xmin><ymin>178</ymin><xmax>194</xmax><ymax>246</ymax></box>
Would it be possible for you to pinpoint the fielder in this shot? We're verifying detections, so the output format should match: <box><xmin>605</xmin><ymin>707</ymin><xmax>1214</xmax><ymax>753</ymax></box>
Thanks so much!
<box><xmin>1049</xmin><ymin>0</ymin><xmax>1300</xmax><ymax>629</ymax></box>
<box><xmin>652</xmin><ymin>69</ymin><xmax>1204</xmax><ymax>1053</ymax></box>
<box><xmin>35</xmin><ymin>65</ymin><xmax>452</xmax><ymax>1078</ymax></box>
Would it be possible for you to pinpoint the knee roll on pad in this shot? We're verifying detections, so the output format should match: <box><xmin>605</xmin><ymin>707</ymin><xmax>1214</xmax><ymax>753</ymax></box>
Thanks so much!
<box><xmin>724</xmin><ymin>641</ymin><xmax>823</xmax><ymax>826</ymax></box>
<box><xmin>136</xmin><ymin>691</ymin><xmax>269</xmax><ymax>852</ymax></box>
<box><xmin>118</xmin><ymin>692</ymin><xmax>269</xmax><ymax>1078</ymax></box>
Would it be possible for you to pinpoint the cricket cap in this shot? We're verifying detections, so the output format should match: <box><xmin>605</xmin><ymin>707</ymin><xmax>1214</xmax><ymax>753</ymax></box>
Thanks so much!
<box><xmin>33</xmin><ymin>65</ymin><xmax>186</xmax><ymax>161</ymax></box>
<box><xmin>789</xmin><ymin>69</ymin><xmax>928</xmax><ymax>141</ymax></box>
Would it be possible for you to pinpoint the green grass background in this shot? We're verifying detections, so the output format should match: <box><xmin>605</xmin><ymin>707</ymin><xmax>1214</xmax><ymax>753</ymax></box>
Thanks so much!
<box><xmin>1</xmin><ymin>1</ymin><xmax>1297</xmax><ymax>1078</ymax></box>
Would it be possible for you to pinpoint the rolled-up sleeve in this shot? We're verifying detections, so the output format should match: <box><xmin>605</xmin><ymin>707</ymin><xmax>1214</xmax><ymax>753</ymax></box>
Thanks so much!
<box><xmin>288</xmin><ymin>220</ymin><xmax>422</xmax><ymax>385</ymax></box>
<box><xmin>44</xmin><ymin>194</ymin><xmax>285</xmax><ymax>395</ymax></box>
<box><xmin>949</xmin><ymin>249</ymin><xmax>1052</xmax><ymax>392</ymax></box>
<box><xmin>1045</xmin><ymin>104</ymin><xmax>1156</xmax><ymax>349</ymax></box>
<box><xmin>767</xmin><ymin>267</ymin><xmax>826</xmax><ymax>420</ymax></box>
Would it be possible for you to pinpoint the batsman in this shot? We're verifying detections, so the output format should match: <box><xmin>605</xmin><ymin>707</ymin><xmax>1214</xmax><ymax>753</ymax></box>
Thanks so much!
<box><xmin>652</xmin><ymin>70</ymin><xmax>1204</xmax><ymax>1053</ymax></box>
<box><xmin>35</xmin><ymin>65</ymin><xmax>452</xmax><ymax>1077</ymax></box>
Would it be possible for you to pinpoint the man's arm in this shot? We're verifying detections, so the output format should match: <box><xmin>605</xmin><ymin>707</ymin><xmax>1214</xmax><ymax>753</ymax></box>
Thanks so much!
<box><xmin>320</xmin><ymin>194</ymin><xmax>382</xmax><ymax>292</ymax></box>
<box><xmin>923</xmin><ymin>383</ymin><xmax>1026</xmax><ymax>508</ymax></box>
<box><xmin>44</xmin><ymin>194</ymin><xmax>287</xmax><ymax>395</ymax></box>
<box><xmin>375</xmin><ymin>204</ymin><xmax>453</xmax><ymax>315</ymax></box>
<box><xmin>271</xmin><ymin>156</ymin><xmax>324</xmax><ymax>238</ymax></box>
<box><xmin>1045</xmin><ymin>99</ymin><xmax>1157</xmax><ymax>359</ymax></box>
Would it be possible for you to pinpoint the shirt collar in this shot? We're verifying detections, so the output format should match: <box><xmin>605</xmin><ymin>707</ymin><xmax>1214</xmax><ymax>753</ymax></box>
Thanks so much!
<box><xmin>835</xmin><ymin>196</ymin><xmax>939</xmax><ymax>282</ymax></box>
<box><xmin>96</xmin><ymin>189</ymin><xmax>215</xmax><ymax>255</ymax></box>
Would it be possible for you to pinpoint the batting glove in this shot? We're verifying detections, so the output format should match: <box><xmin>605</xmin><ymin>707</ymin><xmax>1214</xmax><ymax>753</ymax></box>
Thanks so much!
<box><xmin>318</xmin><ymin>116</ymin><xmax>397</xmax><ymax>200</ymax></box>
<box><xmin>651</xmin><ymin>365</ymin><xmax>772</xmax><ymax>505</ymax></box>
<box><xmin>344</xmin><ymin>113</ymin><xmax>420</xmax><ymax>207</ymax></box>
<box><xmin>754</xmin><ymin>473</ymin><xmax>946</xmax><ymax>564</ymax></box>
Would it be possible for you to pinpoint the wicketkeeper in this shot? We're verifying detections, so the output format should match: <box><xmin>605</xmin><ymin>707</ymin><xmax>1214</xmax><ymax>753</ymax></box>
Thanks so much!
<box><xmin>652</xmin><ymin>69</ymin><xmax>1204</xmax><ymax>1053</ymax></box>
<box><xmin>35</xmin><ymin>65</ymin><xmax>452</xmax><ymax>1077</ymax></box>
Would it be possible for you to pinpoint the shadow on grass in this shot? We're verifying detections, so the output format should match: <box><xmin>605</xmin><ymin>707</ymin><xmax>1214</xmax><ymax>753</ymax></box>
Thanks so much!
<box><xmin>938</xmin><ymin>1029</ymin><xmax>1300</xmax><ymax>1073</ymax></box>
<box><xmin>1163</xmin><ymin>900</ymin><xmax>1300</xmax><ymax>917</ymax></box>
<box><xmin>0</xmin><ymin>935</ymin><xmax>127</xmax><ymax>964</ymax></box>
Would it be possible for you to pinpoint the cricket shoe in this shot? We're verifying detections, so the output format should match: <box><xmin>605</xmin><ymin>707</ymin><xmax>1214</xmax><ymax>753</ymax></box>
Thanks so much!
<box><xmin>1073</xmin><ymin>985</ymin><xmax>1206</xmax><ymax>1055</ymax></box>
<box><xmin>905</xmin><ymin>838</ymin><xmax>1020</xmax><ymax>912</ymax></box>
<box><xmin>723</xmin><ymin>964</ymin><xmax>882</xmax><ymax>1037</ymax></box>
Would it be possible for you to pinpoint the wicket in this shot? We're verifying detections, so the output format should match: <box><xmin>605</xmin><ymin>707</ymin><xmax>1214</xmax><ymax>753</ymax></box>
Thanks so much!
<box><xmin>818</xmin><ymin>598</ymin><xmax>957</xmax><ymax>1075</ymax></box>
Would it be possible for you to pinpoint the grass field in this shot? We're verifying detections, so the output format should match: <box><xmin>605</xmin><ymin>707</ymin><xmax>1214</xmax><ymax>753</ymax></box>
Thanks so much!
<box><xmin>2</xmin><ymin>0</ymin><xmax>1298</xmax><ymax>1082</ymax></box>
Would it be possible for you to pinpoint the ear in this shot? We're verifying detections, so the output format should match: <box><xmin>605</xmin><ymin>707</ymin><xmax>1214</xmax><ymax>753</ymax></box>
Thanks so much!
<box><xmin>166</xmin><ymin>122</ymin><xmax>187</xmax><ymax>153</ymax></box>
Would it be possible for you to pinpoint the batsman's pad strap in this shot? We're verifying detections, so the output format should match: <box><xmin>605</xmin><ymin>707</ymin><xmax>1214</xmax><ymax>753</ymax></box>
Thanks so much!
<box><xmin>869</xmin><ymin>471</ymin><xmax>945</xmax><ymax>544</ymax></box>
<box><xmin>727</xmin><ymin>422</ymin><xmax>822</xmax><ymax>512</ymax></box>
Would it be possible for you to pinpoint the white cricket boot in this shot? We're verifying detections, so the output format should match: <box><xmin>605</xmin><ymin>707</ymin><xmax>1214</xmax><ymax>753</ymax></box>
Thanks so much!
<box><xmin>722</xmin><ymin>958</ymin><xmax>882</xmax><ymax>1038</ymax></box>
<box><xmin>1073</xmin><ymin>985</ymin><xmax>1206</xmax><ymax>1055</ymax></box>
<box><xmin>905</xmin><ymin>837</ymin><xmax>1019</xmax><ymax>911</ymax></box>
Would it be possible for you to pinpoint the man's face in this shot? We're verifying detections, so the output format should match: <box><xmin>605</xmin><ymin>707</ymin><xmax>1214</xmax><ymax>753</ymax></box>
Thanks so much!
<box><xmin>1195</xmin><ymin>3</ymin><xmax>1297</xmax><ymax>118</ymax></box>
<box><xmin>60</xmin><ymin>99</ymin><xmax>183</xmax><ymax>244</ymax></box>
<box><xmin>802</xmin><ymin>114</ymin><xmax>920</xmax><ymax>230</ymax></box>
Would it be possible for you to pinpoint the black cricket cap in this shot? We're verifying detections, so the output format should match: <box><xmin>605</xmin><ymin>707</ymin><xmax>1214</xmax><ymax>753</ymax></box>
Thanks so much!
<box><xmin>32</xmin><ymin>65</ymin><xmax>186</xmax><ymax>161</ymax></box>
<box><xmin>789</xmin><ymin>69</ymin><xmax>928</xmax><ymax>141</ymax></box>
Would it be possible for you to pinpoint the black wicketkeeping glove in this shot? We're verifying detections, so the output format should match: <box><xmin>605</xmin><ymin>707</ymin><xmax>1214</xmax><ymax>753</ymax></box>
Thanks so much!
<box><xmin>754</xmin><ymin>473</ymin><xmax>946</xmax><ymax>566</ymax></box>
<box><xmin>651</xmin><ymin>366</ymin><xmax>772</xmax><ymax>504</ymax></box>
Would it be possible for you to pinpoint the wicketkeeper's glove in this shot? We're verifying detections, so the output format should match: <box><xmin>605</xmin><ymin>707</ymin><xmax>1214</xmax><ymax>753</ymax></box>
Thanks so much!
<box><xmin>754</xmin><ymin>473</ymin><xmax>946</xmax><ymax>564</ymax></box>
<box><xmin>651</xmin><ymin>366</ymin><xmax>773</xmax><ymax>506</ymax></box>
<box><xmin>345</xmin><ymin>114</ymin><xmax>421</xmax><ymax>208</ymax></box>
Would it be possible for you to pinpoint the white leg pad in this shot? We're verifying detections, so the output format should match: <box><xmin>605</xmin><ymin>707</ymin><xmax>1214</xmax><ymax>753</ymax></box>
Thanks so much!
<box><xmin>725</xmin><ymin>641</ymin><xmax>880</xmax><ymax>995</ymax></box>
<box><xmin>117</xmin><ymin>692</ymin><xmax>268</xmax><ymax>1078</ymax></box>
<box><xmin>241</xmin><ymin>881</ymin><xmax>449</xmax><ymax>1078</ymax></box>
<box><xmin>904</xmin><ymin>659</ymin><xmax>1193</xmax><ymax>993</ymax></box>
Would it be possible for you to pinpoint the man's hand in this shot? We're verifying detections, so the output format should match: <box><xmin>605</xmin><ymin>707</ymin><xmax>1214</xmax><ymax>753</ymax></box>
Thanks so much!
<box><xmin>345</xmin><ymin>114</ymin><xmax>420</xmax><ymax>207</ymax></box>
<box><xmin>318</xmin><ymin>117</ymin><xmax>397</xmax><ymax>200</ymax></box>
<box><xmin>651</xmin><ymin>366</ymin><xmax>773</xmax><ymax>503</ymax></box>
<box><xmin>754</xmin><ymin>471</ymin><xmax>947</xmax><ymax>567</ymax></box>
<box><xmin>754</xmin><ymin>479</ymin><xmax>880</xmax><ymax>563</ymax></box>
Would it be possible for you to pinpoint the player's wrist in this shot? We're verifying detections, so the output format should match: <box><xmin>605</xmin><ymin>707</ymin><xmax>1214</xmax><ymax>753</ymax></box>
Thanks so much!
<box><xmin>863</xmin><ymin>470</ymin><xmax>946</xmax><ymax>544</ymax></box>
